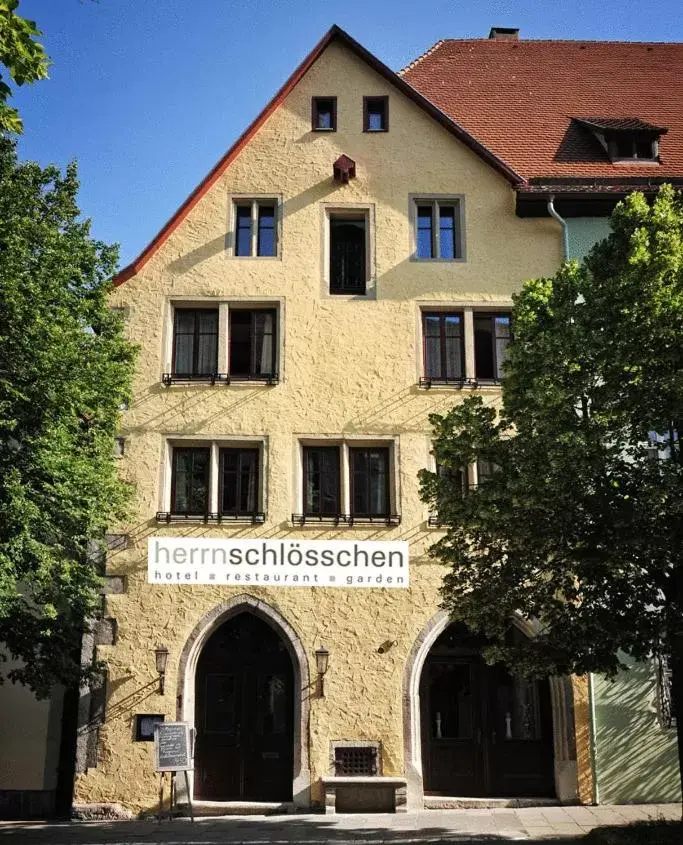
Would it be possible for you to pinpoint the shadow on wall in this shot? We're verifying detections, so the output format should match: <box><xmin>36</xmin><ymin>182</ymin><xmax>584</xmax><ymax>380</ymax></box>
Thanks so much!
<box><xmin>593</xmin><ymin>656</ymin><xmax>681</xmax><ymax>804</ymax></box>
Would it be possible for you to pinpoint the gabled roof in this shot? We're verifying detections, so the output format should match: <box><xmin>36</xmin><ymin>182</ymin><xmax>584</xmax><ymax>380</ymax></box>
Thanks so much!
<box><xmin>115</xmin><ymin>25</ymin><xmax>521</xmax><ymax>285</ymax></box>
<box><xmin>402</xmin><ymin>38</ymin><xmax>683</xmax><ymax>181</ymax></box>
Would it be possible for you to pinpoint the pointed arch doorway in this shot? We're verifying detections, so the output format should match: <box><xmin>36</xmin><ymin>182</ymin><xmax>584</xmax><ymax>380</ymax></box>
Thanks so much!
<box><xmin>420</xmin><ymin>623</ymin><xmax>555</xmax><ymax>798</ymax></box>
<box><xmin>193</xmin><ymin>612</ymin><xmax>294</xmax><ymax>802</ymax></box>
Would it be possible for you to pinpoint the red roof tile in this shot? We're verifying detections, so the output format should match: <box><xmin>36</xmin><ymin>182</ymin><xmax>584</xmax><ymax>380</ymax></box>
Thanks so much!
<box><xmin>402</xmin><ymin>39</ymin><xmax>683</xmax><ymax>180</ymax></box>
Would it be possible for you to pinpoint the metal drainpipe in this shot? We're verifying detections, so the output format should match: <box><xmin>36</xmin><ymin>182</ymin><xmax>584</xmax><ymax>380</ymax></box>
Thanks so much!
<box><xmin>547</xmin><ymin>195</ymin><xmax>569</xmax><ymax>260</ymax></box>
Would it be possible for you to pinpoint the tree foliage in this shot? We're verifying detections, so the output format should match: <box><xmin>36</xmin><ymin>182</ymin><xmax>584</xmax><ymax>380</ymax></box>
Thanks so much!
<box><xmin>0</xmin><ymin>139</ymin><xmax>136</xmax><ymax>696</ymax></box>
<box><xmin>420</xmin><ymin>186</ymin><xmax>683</xmax><ymax>682</ymax></box>
<box><xmin>0</xmin><ymin>0</ymin><xmax>49</xmax><ymax>133</ymax></box>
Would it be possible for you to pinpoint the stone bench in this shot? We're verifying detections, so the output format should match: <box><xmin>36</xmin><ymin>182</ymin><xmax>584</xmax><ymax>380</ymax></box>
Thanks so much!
<box><xmin>321</xmin><ymin>776</ymin><xmax>407</xmax><ymax>814</ymax></box>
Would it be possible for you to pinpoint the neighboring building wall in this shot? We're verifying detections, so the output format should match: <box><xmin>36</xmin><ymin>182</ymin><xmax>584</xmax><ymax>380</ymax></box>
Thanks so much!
<box><xmin>567</xmin><ymin>214</ymin><xmax>681</xmax><ymax>805</ymax></box>
<box><xmin>0</xmin><ymin>656</ymin><xmax>64</xmax><ymax>818</ymax></box>
<box><xmin>73</xmin><ymin>41</ymin><xmax>565</xmax><ymax>813</ymax></box>
<box><xmin>592</xmin><ymin>657</ymin><xmax>681</xmax><ymax>804</ymax></box>
<box><xmin>566</xmin><ymin>217</ymin><xmax>611</xmax><ymax>261</ymax></box>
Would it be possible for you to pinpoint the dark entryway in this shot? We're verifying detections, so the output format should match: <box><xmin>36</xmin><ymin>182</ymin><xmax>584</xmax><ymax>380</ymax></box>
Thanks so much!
<box><xmin>420</xmin><ymin>624</ymin><xmax>554</xmax><ymax>798</ymax></box>
<box><xmin>194</xmin><ymin>613</ymin><xmax>294</xmax><ymax>801</ymax></box>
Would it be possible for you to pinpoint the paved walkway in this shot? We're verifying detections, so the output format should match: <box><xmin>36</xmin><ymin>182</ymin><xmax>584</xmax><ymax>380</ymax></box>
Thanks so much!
<box><xmin>0</xmin><ymin>804</ymin><xmax>680</xmax><ymax>844</ymax></box>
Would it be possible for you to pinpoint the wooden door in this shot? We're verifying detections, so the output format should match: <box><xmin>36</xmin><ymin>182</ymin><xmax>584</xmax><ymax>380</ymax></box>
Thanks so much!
<box><xmin>194</xmin><ymin>614</ymin><xmax>294</xmax><ymax>801</ymax></box>
<box><xmin>486</xmin><ymin>664</ymin><xmax>555</xmax><ymax>797</ymax></box>
<box><xmin>421</xmin><ymin>658</ymin><xmax>486</xmax><ymax>795</ymax></box>
<box><xmin>421</xmin><ymin>623</ymin><xmax>555</xmax><ymax>798</ymax></box>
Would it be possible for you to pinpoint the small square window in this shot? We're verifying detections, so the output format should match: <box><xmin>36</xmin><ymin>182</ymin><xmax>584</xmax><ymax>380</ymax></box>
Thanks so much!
<box><xmin>232</xmin><ymin>199</ymin><xmax>278</xmax><ymax>257</ymax></box>
<box><xmin>363</xmin><ymin>96</ymin><xmax>388</xmax><ymax>132</ymax></box>
<box><xmin>414</xmin><ymin>199</ymin><xmax>463</xmax><ymax>260</ymax></box>
<box><xmin>312</xmin><ymin>97</ymin><xmax>337</xmax><ymax>131</ymax></box>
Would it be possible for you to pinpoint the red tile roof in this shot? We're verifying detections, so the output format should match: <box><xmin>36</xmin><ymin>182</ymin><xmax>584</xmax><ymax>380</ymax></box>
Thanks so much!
<box><xmin>401</xmin><ymin>39</ymin><xmax>683</xmax><ymax>180</ymax></box>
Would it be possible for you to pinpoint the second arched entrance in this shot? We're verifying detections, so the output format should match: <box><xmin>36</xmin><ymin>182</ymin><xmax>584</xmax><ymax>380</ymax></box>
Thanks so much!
<box><xmin>420</xmin><ymin>623</ymin><xmax>554</xmax><ymax>798</ymax></box>
<box><xmin>194</xmin><ymin>612</ymin><xmax>294</xmax><ymax>802</ymax></box>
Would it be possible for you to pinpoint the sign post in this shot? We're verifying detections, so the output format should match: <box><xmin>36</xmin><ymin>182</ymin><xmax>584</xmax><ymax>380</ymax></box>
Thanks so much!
<box><xmin>153</xmin><ymin>721</ymin><xmax>194</xmax><ymax>822</ymax></box>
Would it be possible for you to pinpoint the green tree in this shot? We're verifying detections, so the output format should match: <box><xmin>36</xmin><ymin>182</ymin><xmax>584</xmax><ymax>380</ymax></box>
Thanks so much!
<box><xmin>0</xmin><ymin>0</ymin><xmax>49</xmax><ymax>133</ymax></box>
<box><xmin>0</xmin><ymin>138</ymin><xmax>136</xmax><ymax>696</ymax></box>
<box><xmin>420</xmin><ymin>185</ymin><xmax>683</xmax><ymax>794</ymax></box>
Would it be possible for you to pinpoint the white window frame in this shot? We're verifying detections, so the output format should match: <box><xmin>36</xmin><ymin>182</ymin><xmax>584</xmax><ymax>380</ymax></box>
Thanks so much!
<box><xmin>161</xmin><ymin>436</ymin><xmax>268</xmax><ymax>521</ymax></box>
<box><xmin>321</xmin><ymin>203</ymin><xmax>376</xmax><ymax>299</ymax></box>
<box><xmin>228</xmin><ymin>194</ymin><xmax>282</xmax><ymax>259</ymax></box>
<box><xmin>293</xmin><ymin>436</ymin><xmax>399</xmax><ymax>522</ymax></box>
<box><xmin>416</xmin><ymin>303</ymin><xmax>512</xmax><ymax>387</ymax></box>
<box><xmin>410</xmin><ymin>195</ymin><xmax>466</xmax><ymax>262</ymax></box>
<box><xmin>163</xmin><ymin>297</ymin><xmax>284</xmax><ymax>384</ymax></box>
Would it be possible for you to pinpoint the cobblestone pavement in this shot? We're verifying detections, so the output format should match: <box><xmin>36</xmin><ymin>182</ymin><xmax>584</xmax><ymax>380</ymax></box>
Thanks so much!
<box><xmin>0</xmin><ymin>804</ymin><xmax>680</xmax><ymax>844</ymax></box>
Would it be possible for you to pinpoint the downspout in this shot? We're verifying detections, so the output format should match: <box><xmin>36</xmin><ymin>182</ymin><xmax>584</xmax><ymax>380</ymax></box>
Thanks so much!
<box><xmin>547</xmin><ymin>195</ymin><xmax>569</xmax><ymax>260</ymax></box>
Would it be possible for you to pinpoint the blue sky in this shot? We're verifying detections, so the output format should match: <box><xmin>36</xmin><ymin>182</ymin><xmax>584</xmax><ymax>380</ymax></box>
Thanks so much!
<box><xmin>12</xmin><ymin>0</ymin><xmax>683</xmax><ymax>268</ymax></box>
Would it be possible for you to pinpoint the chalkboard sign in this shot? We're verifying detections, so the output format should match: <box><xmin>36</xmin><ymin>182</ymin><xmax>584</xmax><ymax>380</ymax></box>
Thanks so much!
<box><xmin>154</xmin><ymin>721</ymin><xmax>192</xmax><ymax>772</ymax></box>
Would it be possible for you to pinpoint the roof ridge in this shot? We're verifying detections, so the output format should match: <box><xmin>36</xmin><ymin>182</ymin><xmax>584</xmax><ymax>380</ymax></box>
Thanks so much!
<box><xmin>398</xmin><ymin>39</ymin><xmax>445</xmax><ymax>76</ymax></box>
<box><xmin>436</xmin><ymin>37</ymin><xmax>683</xmax><ymax>46</ymax></box>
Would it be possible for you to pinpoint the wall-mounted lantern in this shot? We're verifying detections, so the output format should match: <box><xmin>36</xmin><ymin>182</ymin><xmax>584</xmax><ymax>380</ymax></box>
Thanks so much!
<box><xmin>315</xmin><ymin>646</ymin><xmax>330</xmax><ymax>697</ymax></box>
<box><xmin>155</xmin><ymin>644</ymin><xmax>169</xmax><ymax>695</ymax></box>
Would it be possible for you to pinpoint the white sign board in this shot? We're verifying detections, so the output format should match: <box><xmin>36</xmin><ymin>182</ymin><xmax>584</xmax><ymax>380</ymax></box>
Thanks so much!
<box><xmin>149</xmin><ymin>538</ymin><xmax>409</xmax><ymax>588</ymax></box>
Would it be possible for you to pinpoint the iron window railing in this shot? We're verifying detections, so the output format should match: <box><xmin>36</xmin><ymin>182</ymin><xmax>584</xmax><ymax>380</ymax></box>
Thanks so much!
<box><xmin>291</xmin><ymin>513</ymin><xmax>401</xmax><ymax>527</ymax></box>
<box><xmin>162</xmin><ymin>372</ymin><xmax>279</xmax><ymax>386</ymax></box>
<box><xmin>156</xmin><ymin>511</ymin><xmax>266</xmax><ymax>524</ymax></box>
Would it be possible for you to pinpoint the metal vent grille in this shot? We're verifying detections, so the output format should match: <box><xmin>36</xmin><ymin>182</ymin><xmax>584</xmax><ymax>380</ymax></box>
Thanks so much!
<box><xmin>334</xmin><ymin>746</ymin><xmax>378</xmax><ymax>776</ymax></box>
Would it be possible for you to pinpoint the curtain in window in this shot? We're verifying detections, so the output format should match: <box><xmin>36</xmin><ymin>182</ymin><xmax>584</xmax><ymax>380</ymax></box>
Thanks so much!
<box><xmin>173</xmin><ymin>310</ymin><xmax>196</xmax><ymax>375</ymax></box>
<box><xmin>444</xmin><ymin>315</ymin><xmax>462</xmax><ymax>378</ymax></box>
<box><xmin>252</xmin><ymin>311</ymin><xmax>275</xmax><ymax>375</ymax></box>
<box><xmin>494</xmin><ymin>316</ymin><xmax>511</xmax><ymax>379</ymax></box>
<box><xmin>351</xmin><ymin>448</ymin><xmax>388</xmax><ymax>517</ymax></box>
<box><xmin>304</xmin><ymin>447</ymin><xmax>340</xmax><ymax>516</ymax></box>
<box><xmin>221</xmin><ymin>449</ymin><xmax>258</xmax><ymax>514</ymax></box>
<box><xmin>197</xmin><ymin>310</ymin><xmax>218</xmax><ymax>375</ymax></box>
<box><xmin>172</xmin><ymin>448</ymin><xmax>209</xmax><ymax>514</ymax></box>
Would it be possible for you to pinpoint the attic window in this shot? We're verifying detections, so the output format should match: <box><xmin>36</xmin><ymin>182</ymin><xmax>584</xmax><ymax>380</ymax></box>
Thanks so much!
<box><xmin>574</xmin><ymin>117</ymin><xmax>666</xmax><ymax>164</ymax></box>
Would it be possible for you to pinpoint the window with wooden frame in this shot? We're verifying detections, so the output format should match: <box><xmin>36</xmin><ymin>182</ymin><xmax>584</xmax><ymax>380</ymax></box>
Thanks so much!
<box><xmin>219</xmin><ymin>447</ymin><xmax>260</xmax><ymax>517</ymax></box>
<box><xmin>414</xmin><ymin>199</ymin><xmax>463</xmax><ymax>260</ymax></box>
<box><xmin>303</xmin><ymin>446</ymin><xmax>341</xmax><ymax>518</ymax></box>
<box><xmin>162</xmin><ymin>442</ymin><xmax>265</xmax><ymax>523</ymax></box>
<box><xmin>363</xmin><ymin>96</ymin><xmax>388</xmax><ymax>132</ymax></box>
<box><xmin>329</xmin><ymin>215</ymin><xmax>367</xmax><ymax>295</ymax></box>
<box><xmin>350</xmin><ymin>447</ymin><xmax>390</xmax><ymax>518</ymax></box>
<box><xmin>172</xmin><ymin>308</ymin><xmax>219</xmax><ymax>378</ymax></box>
<box><xmin>423</xmin><ymin>312</ymin><xmax>465</xmax><ymax>383</ymax></box>
<box><xmin>165</xmin><ymin>303</ymin><xmax>280</xmax><ymax>386</ymax></box>
<box><xmin>228</xmin><ymin>308</ymin><xmax>277</xmax><ymax>379</ymax></box>
<box><xmin>474</xmin><ymin>313</ymin><xmax>511</xmax><ymax>380</ymax></box>
<box><xmin>294</xmin><ymin>442</ymin><xmax>398</xmax><ymax>525</ymax></box>
<box><xmin>171</xmin><ymin>447</ymin><xmax>210</xmax><ymax>515</ymax></box>
<box><xmin>233</xmin><ymin>199</ymin><xmax>278</xmax><ymax>257</ymax></box>
<box><xmin>312</xmin><ymin>96</ymin><xmax>337</xmax><ymax>131</ymax></box>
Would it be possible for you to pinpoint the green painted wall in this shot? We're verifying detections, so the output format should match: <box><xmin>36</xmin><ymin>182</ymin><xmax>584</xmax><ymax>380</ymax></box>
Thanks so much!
<box><xmin>592</xmin><ymin>656</ymin><xmax>681</xmax><ymax>804</ymax></box>
<box><xmin>566</xmin><ymin>217</ymin><xmax>612</xmax><ymax>261</ymax></box>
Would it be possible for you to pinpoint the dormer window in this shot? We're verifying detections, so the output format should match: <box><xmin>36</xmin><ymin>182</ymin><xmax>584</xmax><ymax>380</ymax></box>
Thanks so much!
<box><xmin>574</xmin><ymin>117</ymin><xmax>666</xmax><ymax>164</ymax></box>
<box><xmin>612</xmin><ymin>136</ymin><xmax>657</xmax><ymax>161</ymax></box>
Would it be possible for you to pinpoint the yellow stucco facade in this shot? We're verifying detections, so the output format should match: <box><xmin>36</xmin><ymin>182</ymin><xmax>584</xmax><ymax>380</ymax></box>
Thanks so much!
<box><xmin>73</xmin><ymin>38</ymin><xmax>584</xmax><ymax>814</ymax></box>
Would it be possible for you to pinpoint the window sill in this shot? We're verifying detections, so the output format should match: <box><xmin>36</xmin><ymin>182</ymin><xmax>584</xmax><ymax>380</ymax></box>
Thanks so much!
<box><xmin>291</xmin><ymin>513</ymin><xmax>401</xmax><ymax>527</ymax></box>
<box><xmin>312</xmin><ymin>127</ymin><xmax>336</xmax><ymax>133</ymax></box>
<box><xmin>418</xmin><ymin>377</ymin><xmax>502</xmax><ymax>389</ymax></box>
<box><xmin>156</xmin><ymin>512</ymin><xmax>266</xmax><ymax>524</ymax></box>
<box><xmin>410</xmin><ymin>256</ymin><xmax>465</xmax><ymax>263</ymax></box>
<box><xmin>226</xmin><ymin>254</ymin><xmax>281</xmax><ymax>260</ymax></box>
<box><xmin>162</xmin><ymin>373</ymin><xmax>279</xmax><ymax>387</ymax></box>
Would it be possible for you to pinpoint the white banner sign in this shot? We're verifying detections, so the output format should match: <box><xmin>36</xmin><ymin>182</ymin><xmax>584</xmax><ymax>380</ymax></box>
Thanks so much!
<box><xmin>149</xmin><ymin>538</ymin><xmax>409</xmax><ymax>588</ymax></box>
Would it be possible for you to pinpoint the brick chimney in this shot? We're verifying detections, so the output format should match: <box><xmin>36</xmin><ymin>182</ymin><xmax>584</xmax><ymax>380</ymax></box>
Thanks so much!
<box><xmin>488</xmin><ymin>27</ymin><xmax>520</xmax><ymax>40</ymax></box>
